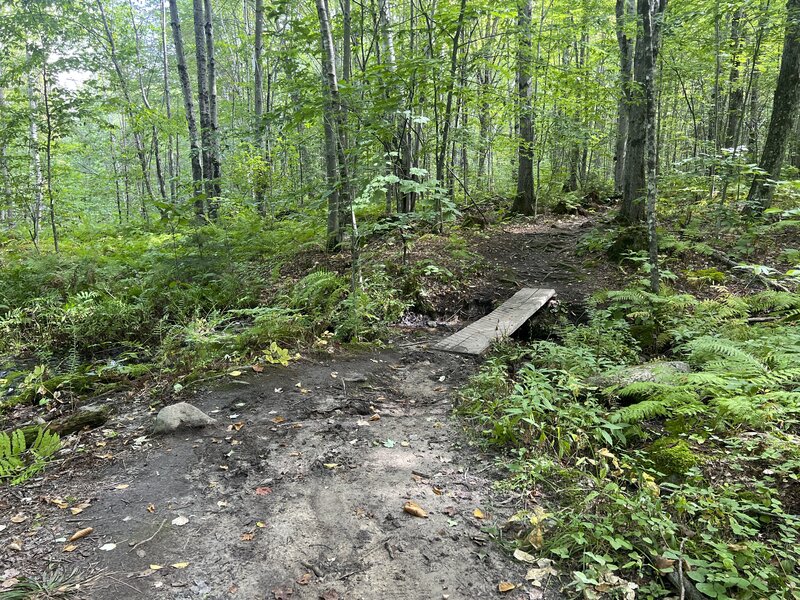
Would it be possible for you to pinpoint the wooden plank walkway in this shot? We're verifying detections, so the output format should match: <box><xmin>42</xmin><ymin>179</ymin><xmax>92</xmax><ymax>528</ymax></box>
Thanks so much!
<box><xmin>433</xmin><ymin>288</ymin><xmax>556</xmax><ymax>356</ymax></box>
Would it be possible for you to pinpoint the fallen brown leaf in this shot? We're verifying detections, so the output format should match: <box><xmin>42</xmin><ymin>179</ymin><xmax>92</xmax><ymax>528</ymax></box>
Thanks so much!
<box><xmin>68</xmin><ymin>527</ymin><xmax>93</xmax><ymax>542</ymax></box>
<box><xmin>402</xmin><ymin>501</ymin><xmax>428</xmax><ymax>518</ymax></box>
<box><xmin>296</xmin><ymin>573</ymin><xmax>312</xmax><ymax>585</ymax></box>
<box><xmin>271</xmin><ymin>416</ymin><xmax>286</xmax><ymax>424</ymax></box>
<box><xmin>9</xmin><ymin>513</ymin><xmax>26</xmax><ymax>524</ymax></box>
<box><xmin>498</xmin><ymin>581</ymin><xmax>516</xmax><ymax>593</ymax></box>
<box><xmin>240</xmin><ymin>532</ymin><xmax>254</xmax><ymax>541</ymax></box>
<box><xmin>70</xmin><ymin>502</ymin><xmax>91</xmax><ymax>515</ymax></box>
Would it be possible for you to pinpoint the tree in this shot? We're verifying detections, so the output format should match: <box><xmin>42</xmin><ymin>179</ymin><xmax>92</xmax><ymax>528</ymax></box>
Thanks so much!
<box><xmin>614</xmin><ymin>0</ymin><xmax>635</xmax><ymax>195</ymax></box>
<box><xmin>746</xmin><ymin>0</ymin><xmax>800</xmax><ymax>213</ymax></box>
<box><xmin>316</xmin><ymin>0</ymin><xmax>347</xmax><ymax>251</ymax></box>
<box><xmin>512</xmin><ymin>0</ymin><xmax>535</xmax><ymax>216</ymax></box>
<box><xmin>168</xmin><ymin>0</ymin><xmax>204</xmax><ymax>217</ymax></box>
<box><xmin>253</xmin><ymin>0</ymin><xmax>266</xmax><ymax>214</ymax></box>
<box><xmin>620</xmin><ymin>0</ymin><xmax>667</xmax><ymax>225</ymax></box>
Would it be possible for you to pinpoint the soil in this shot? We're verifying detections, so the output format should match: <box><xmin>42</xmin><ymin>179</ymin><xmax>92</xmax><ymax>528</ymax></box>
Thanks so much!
<box><xmin>1</xmin><ymin>216</ymin><xmax>617</xmax><ymax>600</ymax></box>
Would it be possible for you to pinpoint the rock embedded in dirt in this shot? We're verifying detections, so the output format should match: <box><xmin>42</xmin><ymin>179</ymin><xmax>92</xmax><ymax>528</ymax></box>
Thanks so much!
<box><xmin>153</xmin><ymin>402</ymin><xmax>217</xmax><ymax>434</ymax></box>
<box><xmin>589</xmin><ymin>361</ymin><xmax>691</xmax><ymax>399</ymax></box>
<box><xmin>343</xmin><ymin>372</ymin><xmax>368</xmax><ymax>383</ymax></box>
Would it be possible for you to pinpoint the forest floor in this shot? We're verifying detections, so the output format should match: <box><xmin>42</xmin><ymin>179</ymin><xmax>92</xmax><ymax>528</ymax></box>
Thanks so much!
<box><xmin>1</xmin><ymin>215</ymin><xmax>620</xmax><ymax>600</ymax></box>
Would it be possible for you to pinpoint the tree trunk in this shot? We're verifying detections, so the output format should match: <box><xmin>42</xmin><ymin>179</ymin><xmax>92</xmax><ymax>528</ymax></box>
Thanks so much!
<box><xmin>435</xmin><ymin>0</ymin><xmax>467</xmax><ymax>228</ymax></box>
<box><xmin>253</xmin><ymin>0</ymin><xmax>266</xmax><ymax>214</ymax></box>
<box><xmin>316</xmin><ymin>0</ymin><xmax>347</xmax><ymax>251</ymax></box>
<box><xmin>512</xmin><ymin>0</ymin><xmax>535</xmax><ymax>215</ymax></box>
<box><xmin>620</xmin><ymin>0</ymin><xmax>666</xmax><ymax>225</ymax></box>
<box><xmin>192</xmin><ymin>0</ymin><xmax>214</xmax><ymax>216</ymax></box>
<box><xmin>746</xmin><ymin>0</ymin><xmax>800</xmax><ymax>213</ymax></box>
<box><xmin>26</xmin><ymin>49</ymin><xmax>42</xmax><ymax>250</ymax></box>
<box><xmin>161</xmin><ymin>0</ymin><xmax>177</xmax><ymax>204</ymax></box>
<box><xmin>204</xmin><ymin>0</ymin><xmax>222</xmax><ymax>213</ymax></box>
<box><xmin>168</xmin><ymin>0</ymin><xmax>204</xmax><ymax>217</ymax></box>
<box><xmin>614</xmin><ymin>0</ymin><xmax>634</xmax><ymax>194</ymax></box>
<box><xmin>642</xmin><ymin>0</ymin><xmax>664</xmax><ymax>293</ymax></box>
<box><xmin>724</xmin><ymin>8</ymin><xmax>744</xmax><ymax>148</ymax></box>
<box><xmin>41</xmin><ymin>61</ymin><xmax>58</xmax><ymax>253</ymax></box>
<box><xmin>0</xmin><ymin>59</ymin><xmax>12</xmax><ymax>228</ymax></box>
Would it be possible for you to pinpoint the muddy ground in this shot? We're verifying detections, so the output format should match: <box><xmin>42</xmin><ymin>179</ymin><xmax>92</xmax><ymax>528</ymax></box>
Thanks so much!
<box><xmin>1</xmin><ymin>215</ymin><xmax>613</xmax><ymax>600</ymax></box>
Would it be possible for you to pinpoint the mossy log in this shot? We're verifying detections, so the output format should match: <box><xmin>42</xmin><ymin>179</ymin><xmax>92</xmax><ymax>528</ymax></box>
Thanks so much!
<box><xmin>9</xmin><ymin>404</ymin><xmax>113</xmax><ymax>446</ymax></box>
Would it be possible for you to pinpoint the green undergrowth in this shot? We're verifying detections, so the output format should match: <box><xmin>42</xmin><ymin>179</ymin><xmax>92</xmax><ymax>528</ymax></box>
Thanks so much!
<box><xmin>459</xmin><ymin>284</ymin><xmax>800</xmax><ymax>598</ymax></box>
<box><xmin>0</xmin><ymin>212</ymin><xmax>477</xmax><ymax>412</ymax></box>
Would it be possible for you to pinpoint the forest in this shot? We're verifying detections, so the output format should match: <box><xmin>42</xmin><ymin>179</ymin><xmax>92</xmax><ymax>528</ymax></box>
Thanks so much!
<box><xmin>0</xmin><ymin>0</ymin><xmax>799</xmax><ymax>597</ymax></box>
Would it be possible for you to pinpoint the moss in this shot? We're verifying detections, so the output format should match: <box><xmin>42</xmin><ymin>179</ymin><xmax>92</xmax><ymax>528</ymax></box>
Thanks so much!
<box><xmin>686</xmin><ymin>267</ymin><xmax>727</xmax><ymax>285</ymax></box>
<box><xmin>646</xmin><ymin>437</ymin><xmax>700</xmax><ymax>479</ymax></box>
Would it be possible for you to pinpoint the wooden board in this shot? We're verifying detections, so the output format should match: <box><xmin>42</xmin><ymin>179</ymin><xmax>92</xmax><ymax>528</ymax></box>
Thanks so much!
<box><xmin>433</xmin><ymin>288</ymin><xmax>556</xmax><ymax>356</ymax></box>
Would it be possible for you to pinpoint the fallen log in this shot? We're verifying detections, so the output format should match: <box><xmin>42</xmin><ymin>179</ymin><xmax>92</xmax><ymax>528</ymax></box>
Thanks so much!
<box><xmin>710</xmin><ymin>248</ymin><xmax>791</xmax><ymax>292</ymax></box>
<box><xmin>8</xmin><ymin>404</ymin><xmax>113</xmax><ymax>446</ymax></box>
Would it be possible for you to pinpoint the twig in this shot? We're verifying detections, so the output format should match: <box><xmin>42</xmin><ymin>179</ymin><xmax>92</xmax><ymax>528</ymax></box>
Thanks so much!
<box><xmin>130</xmin><ymin>519</ymin><xmax>166</xmax><ymax>551</ymax></box>
<box><xmin>102</xmin><ymin>574</ymin><xmax>144</xmax><ymax>595</ymax></box>
<box><xmin>301</xmin><ymin>560</ymin><xmax>324</xmax><ymax>578</ymax></box>
<box><xmin>710</xmin><ymin>248</ymin><xmax>791</xmax><ymax>292</ymax></box>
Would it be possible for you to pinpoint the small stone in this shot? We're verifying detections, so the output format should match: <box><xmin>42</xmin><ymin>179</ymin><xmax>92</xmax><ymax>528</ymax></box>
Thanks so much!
<box><xmin>343</xmin><ymin>373</ymin><xmax>367</xmax><ymax>383</ymax></box>
<box><xmin>153</xmin><ymin>402</ymin><xmax>217</xmax><ymax>434</ymax></box>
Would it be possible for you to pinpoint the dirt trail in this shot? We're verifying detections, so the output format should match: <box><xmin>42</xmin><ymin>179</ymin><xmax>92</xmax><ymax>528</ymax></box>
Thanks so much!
<box><xmin>3</xmin><ymin>343</ymin><xmax>550</xmax><ymax>599</ymax></box>
<box><xmin>2</xmin><ymin>217</ymin><xmax>613</xmax><ymax>599</ymax></box>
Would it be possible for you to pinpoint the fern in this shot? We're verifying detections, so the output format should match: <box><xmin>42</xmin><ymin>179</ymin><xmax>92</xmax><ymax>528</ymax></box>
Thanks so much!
<box><xmin>0</xmin><ymin>427</ymin><xmax>61</xmax><ymax>485</ymax></box>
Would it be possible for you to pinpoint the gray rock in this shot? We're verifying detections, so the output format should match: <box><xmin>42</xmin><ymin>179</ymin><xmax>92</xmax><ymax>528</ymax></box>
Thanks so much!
<box><xmin>153</xmin><ymin>402</ymin><xmax>217</xmax><ymax>434</ymax></box>
<box><xmin>343</xmin><ymin>372</ymin><xmax>368</xmax><ymax>383</ymax></box>
<box><xmin>590</xmin><ymin>361</ymin><xmax>691</xmax><ymax>392</ymax></box>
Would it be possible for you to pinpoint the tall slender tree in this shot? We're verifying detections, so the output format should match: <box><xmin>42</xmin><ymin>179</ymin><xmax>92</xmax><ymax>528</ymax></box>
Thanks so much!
<box><xmin>512</xmin><ymin>0</ymin><xmax>535</xmax><ymax>216</ymax></box>
<box><xmin>747</xmin><ymin>0</ymin><xmax>800</xmax><ymax>213</ymax></box>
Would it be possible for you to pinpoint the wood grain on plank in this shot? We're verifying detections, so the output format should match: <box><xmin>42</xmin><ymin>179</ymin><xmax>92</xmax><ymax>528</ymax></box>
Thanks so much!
<box><xmin>434</xmin><ymin>288</ymin><xmax>556</xmax><ymax>355</ymax></box>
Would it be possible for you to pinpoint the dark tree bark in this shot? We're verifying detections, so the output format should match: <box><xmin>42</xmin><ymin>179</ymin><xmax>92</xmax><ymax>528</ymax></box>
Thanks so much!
<box><xmin>203</xmin><ymin>0</ymin><xmax>222</xmax><ymax>209</ymax></box>
<box><xmin>620</xmin><ymin>0</ymin><xmax>666</xmax><ymax>224</ymax></box>
<box><xmin>192</xmin><ymin>0</ymin><xmax>213</xmax><ymax>215</ymax></box>
<box><xmin>725</xmin><ymin>8</ymin><xmax>744</xmax><ymax>148</ymax></box>
<box><xmin>747</xmin><ymin>0</ymin><xmax>800</xmax><ymax>213</ymax></box>
<box><xmin>614</xmin><ymin>0</ymin><xmax>635</xmax><ymax>194</ymax></box>
<box><xmin>253</xmin><ymin>0</ymin><xmax>266</xmax><ymax>214</ymax></box>
<box><xmin>641</xmin><ymin>0</ymin><xmax>666</xmax><ymax>292</ymax></box>
<box><xmin>168</xmin><ymin>0</ymin><xmax>204</xmax><ymax>217</ymax></box>
<box><xmin>316</xmin><ymin>0</ymin><xmax>347</xmax><ymax>251</ymax></box>
<box><xmin>512</xmin><ymin>0</ymin><xmax>535</xmax><ymax>215</ymax></box>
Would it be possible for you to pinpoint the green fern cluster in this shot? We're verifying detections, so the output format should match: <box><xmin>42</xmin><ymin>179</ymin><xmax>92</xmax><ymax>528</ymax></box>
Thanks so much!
<box><xmin>0</xmin><ymin>427</ymin><xmax>61</xmax><ymax>485</ymax></box>
<box><xmin>611</xmin><ymin>318</ymin><xmax>800</xmax><ymax>428</ymax></box>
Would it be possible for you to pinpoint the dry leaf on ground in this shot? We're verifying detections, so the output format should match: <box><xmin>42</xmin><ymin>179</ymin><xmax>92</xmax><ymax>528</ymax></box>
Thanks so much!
<box><xmin>68</xmin><ymin>527</ymin><xmax>93</xmax><ymax>542</ymax></box>
<box><xmin>403</xmin><ymin>501</ymin><xmax>428</xmax><ymax>518</ymax></box>
<box><xmin>498</xmin><ymin>581</ymin><xmax>516</xmax><ymax>592</ymax></box>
